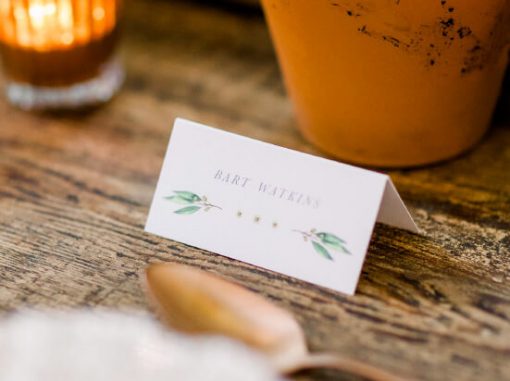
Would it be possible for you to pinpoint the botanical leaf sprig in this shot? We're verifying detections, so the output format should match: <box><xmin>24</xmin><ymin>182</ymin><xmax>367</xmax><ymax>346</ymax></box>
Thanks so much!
<box><xmin>294</xmin><ymin>228</ymin><xmax>350</xmax><ymax>260</ymax></box>
<box><xmin>164</xmin><ymin>191</ymin><xmax>222</xmax><ymax>215</ymax></box>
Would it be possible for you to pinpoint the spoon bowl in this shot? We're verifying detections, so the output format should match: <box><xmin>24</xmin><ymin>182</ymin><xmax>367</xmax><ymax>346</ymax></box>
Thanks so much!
<box><xmin>143</xmin><ymin>262</ymin><xmax>409</xmax><ymax>381</ymax></box>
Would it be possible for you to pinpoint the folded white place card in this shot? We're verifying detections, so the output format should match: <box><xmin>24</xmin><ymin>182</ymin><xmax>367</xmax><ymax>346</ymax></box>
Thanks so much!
<box><xmin>146</xmin><ymin>118</ymin><xmax>418</xmax><ymax>295</ymax></box>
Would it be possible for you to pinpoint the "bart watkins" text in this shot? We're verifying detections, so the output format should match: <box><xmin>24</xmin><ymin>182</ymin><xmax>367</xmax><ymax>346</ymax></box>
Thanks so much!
<box><xmin>213</xmin><ymin>169</ymin><xmax>320</xmax><ymax>209</ymax></box>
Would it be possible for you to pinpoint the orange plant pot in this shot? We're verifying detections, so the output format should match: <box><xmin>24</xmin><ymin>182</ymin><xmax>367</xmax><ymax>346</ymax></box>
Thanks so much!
<box><xmin>261</xmin><ymin>0</ymin><xmax>510</xmax><ymax>167</ymax></box>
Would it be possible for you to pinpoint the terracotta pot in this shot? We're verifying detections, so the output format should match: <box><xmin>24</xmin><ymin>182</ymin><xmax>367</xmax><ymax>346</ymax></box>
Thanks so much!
<box><xmin>261</xmin><ymin>0</ymin><xmax>510</xmax><ymax>167</ymax></box>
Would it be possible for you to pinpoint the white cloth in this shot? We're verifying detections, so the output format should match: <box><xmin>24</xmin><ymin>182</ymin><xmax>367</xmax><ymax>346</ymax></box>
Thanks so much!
<box><xmin>0</xmin><ymin>310</ymin><xmax>282</xmax><ymax>381</ymax></box>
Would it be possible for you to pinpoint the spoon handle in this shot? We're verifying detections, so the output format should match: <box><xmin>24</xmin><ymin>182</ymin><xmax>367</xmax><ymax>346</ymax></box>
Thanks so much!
<box><xmin>283</xmin><ymin>352</ymin><xmax>411</xmax><ymax>381</ymax></box>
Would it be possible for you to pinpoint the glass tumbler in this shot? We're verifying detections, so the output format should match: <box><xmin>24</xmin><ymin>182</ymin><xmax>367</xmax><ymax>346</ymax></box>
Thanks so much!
<box><xmin>0</xmin><ymin>0</ymin><xmax>123</xmax><ymax>110</ymax></box>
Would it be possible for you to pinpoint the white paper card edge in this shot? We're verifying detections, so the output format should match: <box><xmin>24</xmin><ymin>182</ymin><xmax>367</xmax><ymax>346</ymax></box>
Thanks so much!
<box><xmin>376</xmin><ymin>179</ymin><xmax>419</xmax><ymax>233</ymax></box>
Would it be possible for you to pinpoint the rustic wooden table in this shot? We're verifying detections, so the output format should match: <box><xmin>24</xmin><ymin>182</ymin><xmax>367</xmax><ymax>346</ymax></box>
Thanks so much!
<box><xmin>1</xmin><ymin>1</ymin><xmax>509</xmax><ymax>380</ymax></box>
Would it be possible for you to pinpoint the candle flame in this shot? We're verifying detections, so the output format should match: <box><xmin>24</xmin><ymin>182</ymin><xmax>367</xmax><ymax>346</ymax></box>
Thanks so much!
<box><xmin>0</xmin><ymin>0</ymin><xmax>118</xmax><ymax>51</ymax></box>
<box><xmin>29</xmin><ymin>2</ymin><xmax>57</xmax><ymax>28</ymax></box>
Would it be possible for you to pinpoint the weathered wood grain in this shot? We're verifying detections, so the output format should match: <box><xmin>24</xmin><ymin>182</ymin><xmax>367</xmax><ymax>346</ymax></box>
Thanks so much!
<box><xmin>0</xmin><ymin>1</ymin><xmax>509</xmax><ymax>380</ymax></box>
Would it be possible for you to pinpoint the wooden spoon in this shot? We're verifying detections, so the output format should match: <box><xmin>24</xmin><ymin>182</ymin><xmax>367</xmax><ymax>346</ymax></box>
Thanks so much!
<box><xmin>143</xmin><ymin>262</ymin><xmax>409</xmax><ymax>381</ymax></box>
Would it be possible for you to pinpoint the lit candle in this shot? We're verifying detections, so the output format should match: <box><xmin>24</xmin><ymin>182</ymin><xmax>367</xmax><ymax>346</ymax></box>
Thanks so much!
<box><xmin>0</xmin><ymin>0</ymin><xmax>123</xmax><ymax>110</ymax></box>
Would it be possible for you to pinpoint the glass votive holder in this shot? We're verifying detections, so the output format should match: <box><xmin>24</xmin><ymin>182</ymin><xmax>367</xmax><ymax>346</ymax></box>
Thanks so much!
<box><xmin>0</xmin><ymin>0</ymin><xmax>124</xmax><ymax>110</ymax></box>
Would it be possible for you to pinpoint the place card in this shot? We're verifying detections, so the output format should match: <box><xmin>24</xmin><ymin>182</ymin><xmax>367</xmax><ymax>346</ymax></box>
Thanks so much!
<box><xmin>145</xmin><ymin>118</ymin><xmax>418</xmax><ymax>295</ymax></box>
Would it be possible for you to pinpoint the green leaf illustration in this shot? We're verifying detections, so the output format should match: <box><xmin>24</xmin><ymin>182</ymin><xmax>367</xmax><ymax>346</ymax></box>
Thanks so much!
<box><xmin>312</xmin><ymin>241</ymin><xmax>333</xmax><ymax>260</ymax></box>
<box><xmin>164</xmin><ymin>195</ymin><xmax>193</xmax><ymax>205</ymax></box>
<box><xmin>329</xmin><ymin>243</ymin><xmax>351</xmax><ymax>254</ymax></box>
<box><xmin>173</xmin><ymin>191</ymin><xmax>201</xmax><ymax>203</ymax></box>
<box><xmin>165</xmin><ymin>190</ymin><xmax>222</xmax><ymax>215</ymax></box>
<box><xmin>174</xmin><ymin>205</ymin><xmax>201</xmax><ymax>215</ymax></box>
<box><xmin>317</xmin><ymin>232</ymin><xmax>350</xmax><ymax>254</ymax></box>
<box><xmin>294</xmin><ymin>229</ymin><xmax>351</xmax><ymax>259</ymax></box>
<box><xmin>317</xmin><ymin>232</ymin><xmax>346</xmax><ymax>245</ymax></box>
